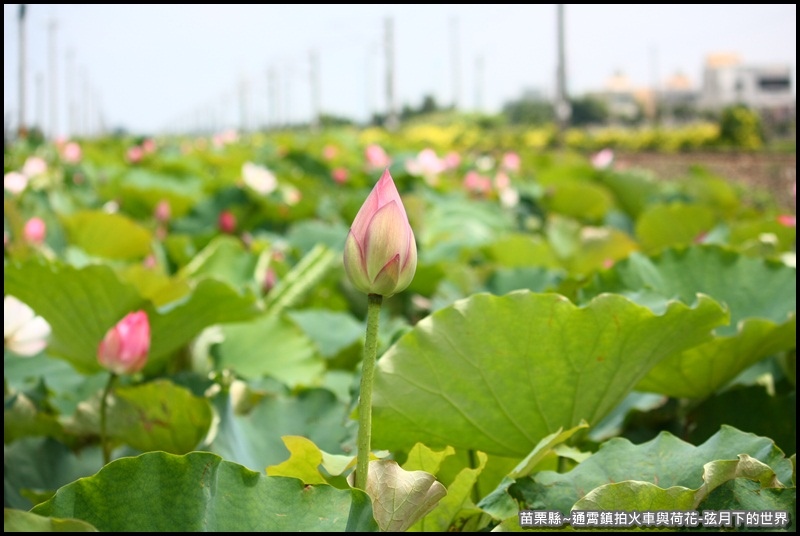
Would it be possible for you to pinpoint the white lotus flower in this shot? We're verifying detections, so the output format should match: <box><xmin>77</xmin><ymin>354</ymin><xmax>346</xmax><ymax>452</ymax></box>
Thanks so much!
<box><xmin>242</xmin><ymin>162</ymin><xmax>278</xmax><ymax>195</ymax></box>
<box><xmin>4</xmin><ymin>295</ymin><xmax>51</xmax><ymax>356</ymax></box>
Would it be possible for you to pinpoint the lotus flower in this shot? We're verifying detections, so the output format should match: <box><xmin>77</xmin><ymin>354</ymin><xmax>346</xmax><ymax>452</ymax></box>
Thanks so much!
<box><xmin>4</xmin><ymin>295</ymin><xmax>51</xmax><ymax>356</ymax></box>
<box><xmin>343</xmin><ymin>169</ymin><xmax>417</xmax><ymax>297</ymax></box>
<box><xmin>24</xmin><ymin>217</ymin><xmax>46</xmax><ymax>245</ymax></box>
<box><xmin>97</xmin><ymin>311</ymin><xmax>150</xmax><ymax>375</ymax></box>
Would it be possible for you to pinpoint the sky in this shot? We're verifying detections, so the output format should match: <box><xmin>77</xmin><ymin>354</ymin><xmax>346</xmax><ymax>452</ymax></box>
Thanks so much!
<box><xmin>3</xmin><ymin>4</ymin><xmax>797</xmax><ymax>137</ymax></box>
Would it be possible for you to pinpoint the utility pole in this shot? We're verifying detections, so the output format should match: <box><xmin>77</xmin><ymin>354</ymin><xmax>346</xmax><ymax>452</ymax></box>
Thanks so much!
<box><xmin>267</xmin><ymin>66</ymin><xmax>279</xmax><ymax>129</ymax></box>
<box><xmin>474</xmin><ymin>54</ymin><xmax>484</xmax><ymax>112</ymax></box>
<box><xmin>49</xmin><ymin>19</ymin><xmax>58</xmax><ymax>140</ymax></box>
<box><xmin>554</xmin><ymin>4</ymin><xmax>571</xmax><ymax>148</ymax></box>
<box><xmin>310</xmin><ymin>49</ymin><xmax>321</xmax><ymax>132</ymax></box>
<box><xmin>66</xmin><ymin>49</ymin><xmax>76</xmax><ymax>137</ymax></box>
<box><xmin>450</xmin><ymin>16</ymin><xmax>460</xmax><ymax>110</ymax></box>
<box><xmin>18</xmin><ymin>4</ymin><xmax>28</xmax><ymax>137</ymax></box>
<box><xmin>384</xmin><ymin>17</ymin><xmax>398</xmax><ymax>131</ymax></box>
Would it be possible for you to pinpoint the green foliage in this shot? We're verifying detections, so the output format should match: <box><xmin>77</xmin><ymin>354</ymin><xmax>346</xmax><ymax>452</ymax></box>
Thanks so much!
<box><xmin>718</xmin><ymin>104</ymin><xmax>765</xmax><ymax>150</ymax></box>
<box><xmin>4</xmin><ymin>126</ymin><xmax>794</xmax><ymax>532</ymax></box>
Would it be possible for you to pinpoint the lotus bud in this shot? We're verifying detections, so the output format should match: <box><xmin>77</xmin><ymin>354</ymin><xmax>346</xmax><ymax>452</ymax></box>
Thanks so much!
<box><xmin>97</xmin><ymin>311</ymin><xmax>150</xmax><ymax>375</ymax></box>
<box><xmin>343</xmin><ymin>169</ymin><xmax>417</xmax><ymax>297</ymax></box>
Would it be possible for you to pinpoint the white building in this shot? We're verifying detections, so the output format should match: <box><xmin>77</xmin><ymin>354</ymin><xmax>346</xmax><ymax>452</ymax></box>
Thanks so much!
<box><xmin>698</xmin><ymin>53</ymin><xmax>794</xmax><ymax>116</ymax></box>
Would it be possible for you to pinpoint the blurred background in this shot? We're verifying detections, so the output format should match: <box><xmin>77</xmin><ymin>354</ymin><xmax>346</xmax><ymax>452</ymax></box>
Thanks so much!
<box><xmin>3</xmin><ymin>4</ymin><xmax>796</xmax><ymax>139</ymax></box>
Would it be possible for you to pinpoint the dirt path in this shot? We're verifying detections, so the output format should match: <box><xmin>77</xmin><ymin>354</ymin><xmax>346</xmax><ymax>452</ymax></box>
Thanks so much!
<box><xmin>614</xmin><ymin>152</ymin><xmax>796</xmax><ymax>213</ymax></box>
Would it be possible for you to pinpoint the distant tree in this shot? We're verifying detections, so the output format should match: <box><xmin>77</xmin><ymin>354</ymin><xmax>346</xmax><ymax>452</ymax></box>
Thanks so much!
<box><xmin>718</xmin><ymin>104</ymin><xmax>764</xmax><ymax>150</ymax></box>
<box><xmin>569</xmin><ymin>96</ymin><xmax>609</xmax><ymax>126</ymax></box>
<box><xmin>502</xmin><ymin>98</ymin><xmax>554</xmax><ymax>125</ymax></box>
<box><xmin>319</xmin><ymin>113</ymin><xmax>354</xmax><ymax>127</ymax></box>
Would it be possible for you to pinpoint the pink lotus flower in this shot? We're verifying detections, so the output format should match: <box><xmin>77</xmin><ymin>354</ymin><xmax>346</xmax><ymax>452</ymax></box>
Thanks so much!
<box><xmin>776</xmin><ymin>214</ymin><xmax>796</xmax><ymax>228</ymax></box>
<box><xmin>154</xmin><ymin>199</ymin><xmax>171</xmax><ymax>223</ymax></box>
<box><xmin>332</xmin><ymin>168</ymin><xmax>349</xmax><ymax>184</ymax></box>
<box><xmin>61</xmin><ymin>142</ymin><xmax>82</xmax><ymax>164</ymax></box>
<box><xmin>501</xmin><ymin>152</ymin><xmax>521</xmax><ymax>172</ymax></box>
<box><xmin>22</xmin><ymin>157</ymin><xmax>48</xmax><ymax>178</ymax></box>
<box><xmin>405</xmin><ymin>148</ymin><xmax>446</xmax><ymax>185</ymax></box>
<box><xmin>24</xmin><ymin>217</ymin><xmax>46</xmax><ymax>245</ymax></box>
<box><xmin>463</xmin><ymin>171</ymin><xmax>492</xmax><ymax>196</ymax></box>
<box><xmin>443</xmin><ymin>151</ymin><xmax>461</xmax><ymax>170</ymax></box>
<box><xmin>97</xmin><ymin>311</ymin><xmax>150</xmax><ymax>375</ymax></box>
<box><xmin>219</xmin><ymin>210</ymin><xmax>237</xmax><ymax>234</ymax></box>
<box><xmin>591</xmin><ymin>148</ymin><xmax>615</xmax><ymax>170</ymax></box>
<box><xmin>343</xmin><ymin>169</ymin><xmax>417</xmax><ymax>297</ymax></box>
<box><xmin>323</xmin><ymin>145</ymin><xmax>339</xmax><ymax>160</ymax></box>
<box><xmin>141</xmin><ymin>138</ymin><xmax>156</xmax><ymax>154</ymax></box>
<box><xmin>365</xmin><ymin>144</ymin><xmax>391</xmax><ymax>170</ymax></box>
<box><xmin>126</xmin><ymin>146</ymin><xmax>144</xmax><ymax>163</ymax></box>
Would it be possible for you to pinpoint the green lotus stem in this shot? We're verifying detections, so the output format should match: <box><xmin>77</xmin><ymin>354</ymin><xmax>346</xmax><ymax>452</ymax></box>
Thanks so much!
<box><xmin>100</xmin><ymin>372</ymin><xmax>118</xmax><ymax>465</ymax></box>
<box><xmin>356</xmin><ymin>293</ymin><xmax>383</xmax><ymax>490</ymax></box>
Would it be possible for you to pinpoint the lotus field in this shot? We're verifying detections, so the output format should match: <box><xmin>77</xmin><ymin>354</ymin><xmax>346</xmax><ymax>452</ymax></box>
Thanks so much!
<box><xmin>3</xmin><ymin>125</ymin><xmax>796</xmax><ymax>532</ymax></box>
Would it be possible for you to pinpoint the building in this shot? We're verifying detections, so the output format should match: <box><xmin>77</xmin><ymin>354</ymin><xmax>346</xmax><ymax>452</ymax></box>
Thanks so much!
<box><xmin>698</xmin><ymin>53</ymin><xmax>794</xmax><ymax>119</ymax></box>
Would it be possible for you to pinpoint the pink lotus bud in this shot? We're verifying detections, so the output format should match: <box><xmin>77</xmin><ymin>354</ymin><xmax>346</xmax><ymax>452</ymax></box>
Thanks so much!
<box><xmin>365</xmin><ymin>144</ymin><xmax>391</xmax><ymax>170</ymax></box>
<box><xmin>154</xmin><ymin>199</ymin><xmax>171</xmax><ymax>223</ymax></box>
<box><xmin>343</xmin><ymin>169</ymin><xmax>417</xmax><ymax>297</ymax></box>
<box><xmin>332</xmin><ymin>168</ymin><xmax>349</xmax><ymax>184</ymax></box>
<box><xmin>776</xmin><ymin>214</ymin><xmax>796</xmax><ymax>228</ymax></box>
<box><xmin>97</xmin><ymin>311</ymin><xmax>150</xmax><ymax>375</ymax></box>
<box><xmin>61</xmin><ymin>142</ymin><xmax>82</xmax><ymax>164</ymax></box>
<box><xmin>127</xmin><ymin>146</ymin><xmax>144</xmax><ymax>163</ymax></box>
<box><xmin>141</xmin><ymin>138</ymin><xmax>156</xmax><ymax>154</ymax></box>
<box><xmin>24</xmin><ymin>217</ymin><xmax>47</xmax><ymax>245</ymax></box>
<box><xmin>323</xmin><ymin>145</ymin><xmax>338</xmax><ymax>160</ymax></box>
<box><xmin>219</xmin><ymin>210</ymin><xmax>237</xmax><ymax>234</ymax></box>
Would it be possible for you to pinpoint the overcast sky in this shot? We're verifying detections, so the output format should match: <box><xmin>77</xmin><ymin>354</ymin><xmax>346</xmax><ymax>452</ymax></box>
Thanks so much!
<box><xmin>4</xmin><ymin>4</ymin><xmax>797</xmax><ymax>137</ymax></box>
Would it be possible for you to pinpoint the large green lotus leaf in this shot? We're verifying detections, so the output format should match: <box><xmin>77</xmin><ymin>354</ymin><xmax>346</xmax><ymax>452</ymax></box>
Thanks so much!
<box><xmin>485</xmin><ymin>267</ymin><xmax>565</xmax><ymax>296</ymax></box>
<box><xmin>637</xmin><ymin>318</ymin><xmax>796</xmax><ymax>398</ymax></box>
<box><xmin>635</xmin><ymin>203</ymin><xmax>716</xmax><ymax>252</ymax></box>
<box><xmin>582</xmin><ymin>246</ymin><xmax>795</xmax><ymax>331</ymax></box>
<box><xmin>286</xmin><ymin>219</ymin><xmax>350</xmax><ymax>256</ymax></box>
<box><xmin>207</xmin><ymin>387</ymin><xmax>353</xmax><ymax>473</ymax></box>
<box><xmin>69</xmin><ymin>379</ymin><xmax>213</xmax><ymax>455</ymax></box>
<box><xmin>3</xmin><ymin>509</ymin><xmax>98</xmax><ymax>532</ymax></box>
<box><xmin>567</xmin><ymin>227</ymin><xmax>639</xmax><ymax>276</ymax></box>
<box><xmin>117</xmin><ymin>264</ymin><xmax>191</xmax><ymax>307</ymax></box>
<box><xmin>515</xmin><ymin>425</ymin><xmax>793</xmax><ymax>516</ymax></box>
<box><xmin>573</xmin><ymin>455</ymin><xmax>795</xmax><ymax>523</ymax></box>
<box><xmin>419</xmin><ymin>196</ymin><xmax>514</xmax><ymax>263</ymax></box>
<box><xmin>146</xmin><ymin>278</ymin><xmax>261</xmax><ymax>370</ymax></box>
<box><xmin>542</xmin><ymin>180</ymin><xmax>614</xmax><ymax>222</ymax></box>
<box><xmin>116</xmin><ymin>168</ymin><xmax>204</xmax><ymax>219</ymax></box>
<box><xmin>288</xmin><ymin>309</ymin><xmax>365</xmax><ymax>359</ymax></box>
<box><xmin>687</xmin><ymin>384</ymin><xmax>796</xmax><ymax>457</ymax></box>
<box><xmin>4</xmin><ymin>353</ymin><xmax>107</xmax><ymax>417</ymax></box>
<box><xmin>4</xmin><ymin>259</ymin><xmax>261</xmax><ymax>374</ymax></box>
<box><xmin>481</xmin><ymin>234</ymin><xmax>561</xmax><ymax>269</ymax></box>
<box><xmin>31</xmin><ymin>451</ymin><xmax>378</xmax><ymax>532</ymax></box>
<box><xmin>681</xmin><ymin>168</ymin><xmax>741</xmax><ymax>218</ymax></box>
<box><xmin>729</xmin><ymin>217</ymin><xmax>796</xmax><ymax>253</ymax></box>
<box><xmin>179</xmin><ymin>235</ymin><xmax>258</xmax><ymax>291</ymax></box>
<box><xmin>371</xmin><ymin>291</ymin><xmax>728</xmax><ymax>457</ymax></box>
<box><xmin>61</xmin><ymin>210</ymin><xmax>153</xmax><ymax>260</ymax></box>
<box><xmin>596</xmin><ymin>169</ymin><xmax>660</xmax><ymax>219</ymax></box>
<box><xmin>581</xmin><ymin>245</ymin><xmax>796</xmax><ymax>398</ymax></box>
<box><xmin>3</xmin><ymin>438</ymin><xmax>102</xmax><ymax>510</ymax></box>
<box><xmin>217</xmin><ymin>314</ymin><xmax>324</xmax><ymax>387</ymax></box>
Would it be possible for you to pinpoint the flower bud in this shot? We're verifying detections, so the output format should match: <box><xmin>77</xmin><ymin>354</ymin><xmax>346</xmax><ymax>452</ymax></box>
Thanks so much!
<box><xmin>97</xmin><ymin>311</ymin><xmax>150</xmax><ymax>375</ymax></box>
<box><xmin>343</xmin><ymin>169</ymin><xmax>417</xmax><ymax>297</ymax></box>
